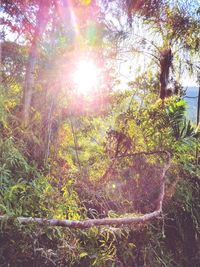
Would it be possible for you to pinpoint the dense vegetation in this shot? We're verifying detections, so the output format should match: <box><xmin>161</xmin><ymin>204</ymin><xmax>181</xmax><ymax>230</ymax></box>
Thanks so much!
<box><xmin>1</xmin><ymin>0</ymin><xmax>200</xmax><ymax>266</ymax></box>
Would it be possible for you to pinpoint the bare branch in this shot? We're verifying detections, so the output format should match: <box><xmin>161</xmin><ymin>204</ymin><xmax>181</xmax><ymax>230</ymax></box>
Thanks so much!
<box><xmin>0</xmin><ymin>210</ymin><xmax>161</xmax><ymax>229</ymax></box>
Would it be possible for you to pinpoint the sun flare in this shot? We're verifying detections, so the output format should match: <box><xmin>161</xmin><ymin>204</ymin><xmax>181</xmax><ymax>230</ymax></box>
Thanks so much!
<box><xmin>73</xmin><ymin>60</ymin><xmax>99</xmax><ymax>95</ymax></box>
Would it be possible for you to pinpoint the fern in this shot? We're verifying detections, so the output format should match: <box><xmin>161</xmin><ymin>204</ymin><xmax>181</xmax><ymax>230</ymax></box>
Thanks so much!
<box><xmin>167</xmin><ymin>100</ymin><xmax>196</xmax><ymax>141</ymax></box>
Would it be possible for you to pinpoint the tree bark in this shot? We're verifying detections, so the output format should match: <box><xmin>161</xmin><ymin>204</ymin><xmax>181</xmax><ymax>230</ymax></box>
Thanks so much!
<box><xmin>159</xmin><ymin>48</ymin><xmax>172</xmax><ymax>100</ymax></box>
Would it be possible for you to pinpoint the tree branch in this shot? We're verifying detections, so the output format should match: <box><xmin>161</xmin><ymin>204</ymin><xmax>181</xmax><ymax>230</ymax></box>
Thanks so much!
<box><xmin>0</xmin><ymin>210</ymin><xmax>161</xmax><ymax>229</ymax></box>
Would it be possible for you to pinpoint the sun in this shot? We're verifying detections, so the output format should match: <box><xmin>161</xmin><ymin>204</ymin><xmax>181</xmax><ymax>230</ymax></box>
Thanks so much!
<box><xmin>73</xmin><ymin>60</ymin><xmax>99</xmax><ymax>95</ymax></box>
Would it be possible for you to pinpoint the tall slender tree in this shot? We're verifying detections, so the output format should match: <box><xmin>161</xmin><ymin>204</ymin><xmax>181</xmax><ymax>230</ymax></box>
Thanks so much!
<box><xmin>23</xmin><ymin>0</ymin><xmax>51</xmax><ymax>125</ymax></box>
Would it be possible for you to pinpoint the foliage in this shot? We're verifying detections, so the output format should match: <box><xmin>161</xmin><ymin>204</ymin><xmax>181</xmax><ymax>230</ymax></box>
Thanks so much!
<box><xmin>1</xmin><ymin>0</ymin><xmax>200</xmax><ymax>266</ymax></box>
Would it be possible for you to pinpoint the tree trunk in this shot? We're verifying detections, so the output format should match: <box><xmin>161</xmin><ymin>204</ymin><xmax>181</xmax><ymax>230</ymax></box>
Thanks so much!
<box><xmin>196</xmin><ymin>82</ymin><xmax>200</xmax><ymax>164</ymax></box>
<box><xmin>159</xmin><ymin>48</ymin><xmax>172</xmax><ymax>100</ymax></box>
<box><xmin>197</xmin><ymin>85</ymin><xmax>200</xmax><ymax>126</ymax></box>
<box><xmin>23</xmin><ymin>0</ymin><xmax>50</xmax><ymax>125</ymax></box>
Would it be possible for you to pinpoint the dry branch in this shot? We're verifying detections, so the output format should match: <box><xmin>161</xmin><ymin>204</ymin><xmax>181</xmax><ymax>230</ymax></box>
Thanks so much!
<box><xmin>0</xmin><ymin>152</ymin><xmax>171</xmax><ymax>229</ymax></box>
<box><xmin>0</xmin><ymin>210</ymin><xmax>160</xmax><ymax>229</ymax></box>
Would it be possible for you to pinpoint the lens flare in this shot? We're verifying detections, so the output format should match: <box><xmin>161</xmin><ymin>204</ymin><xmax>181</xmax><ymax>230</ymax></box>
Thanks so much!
<box><xmin>73</xmin><ymin>60</ymin><xmax>99</xmax><ymax>95</ymax></box>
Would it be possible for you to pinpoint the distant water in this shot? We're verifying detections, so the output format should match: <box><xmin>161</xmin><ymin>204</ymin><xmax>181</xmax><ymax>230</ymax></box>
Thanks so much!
<box><xmin>184</xmin><ymin>86</ymin><xmax>198</xmax><ymax>123</ymax></box>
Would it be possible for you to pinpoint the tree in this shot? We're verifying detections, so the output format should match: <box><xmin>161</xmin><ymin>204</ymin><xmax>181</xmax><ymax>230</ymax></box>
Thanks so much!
<box><xmin>99</xmin><ymin>0</ymin><xmax>200</xmax><ymax>101</ymax></box>
<box><xmin>1</xmin><ymin>0</ymin><xmax>52</xmax><ymax>124</ymax></box>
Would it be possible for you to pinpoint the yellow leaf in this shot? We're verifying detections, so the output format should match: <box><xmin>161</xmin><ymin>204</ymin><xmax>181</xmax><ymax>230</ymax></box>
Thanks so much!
<box><xmin>80</xmin><ymin>252</ymin><xmax>88</xmax><ymax>258</ymax></box>
<box><xmin>80</xmin><ymin>0</ymin><xmax>91</xmax><ymax>6</ymax></box>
